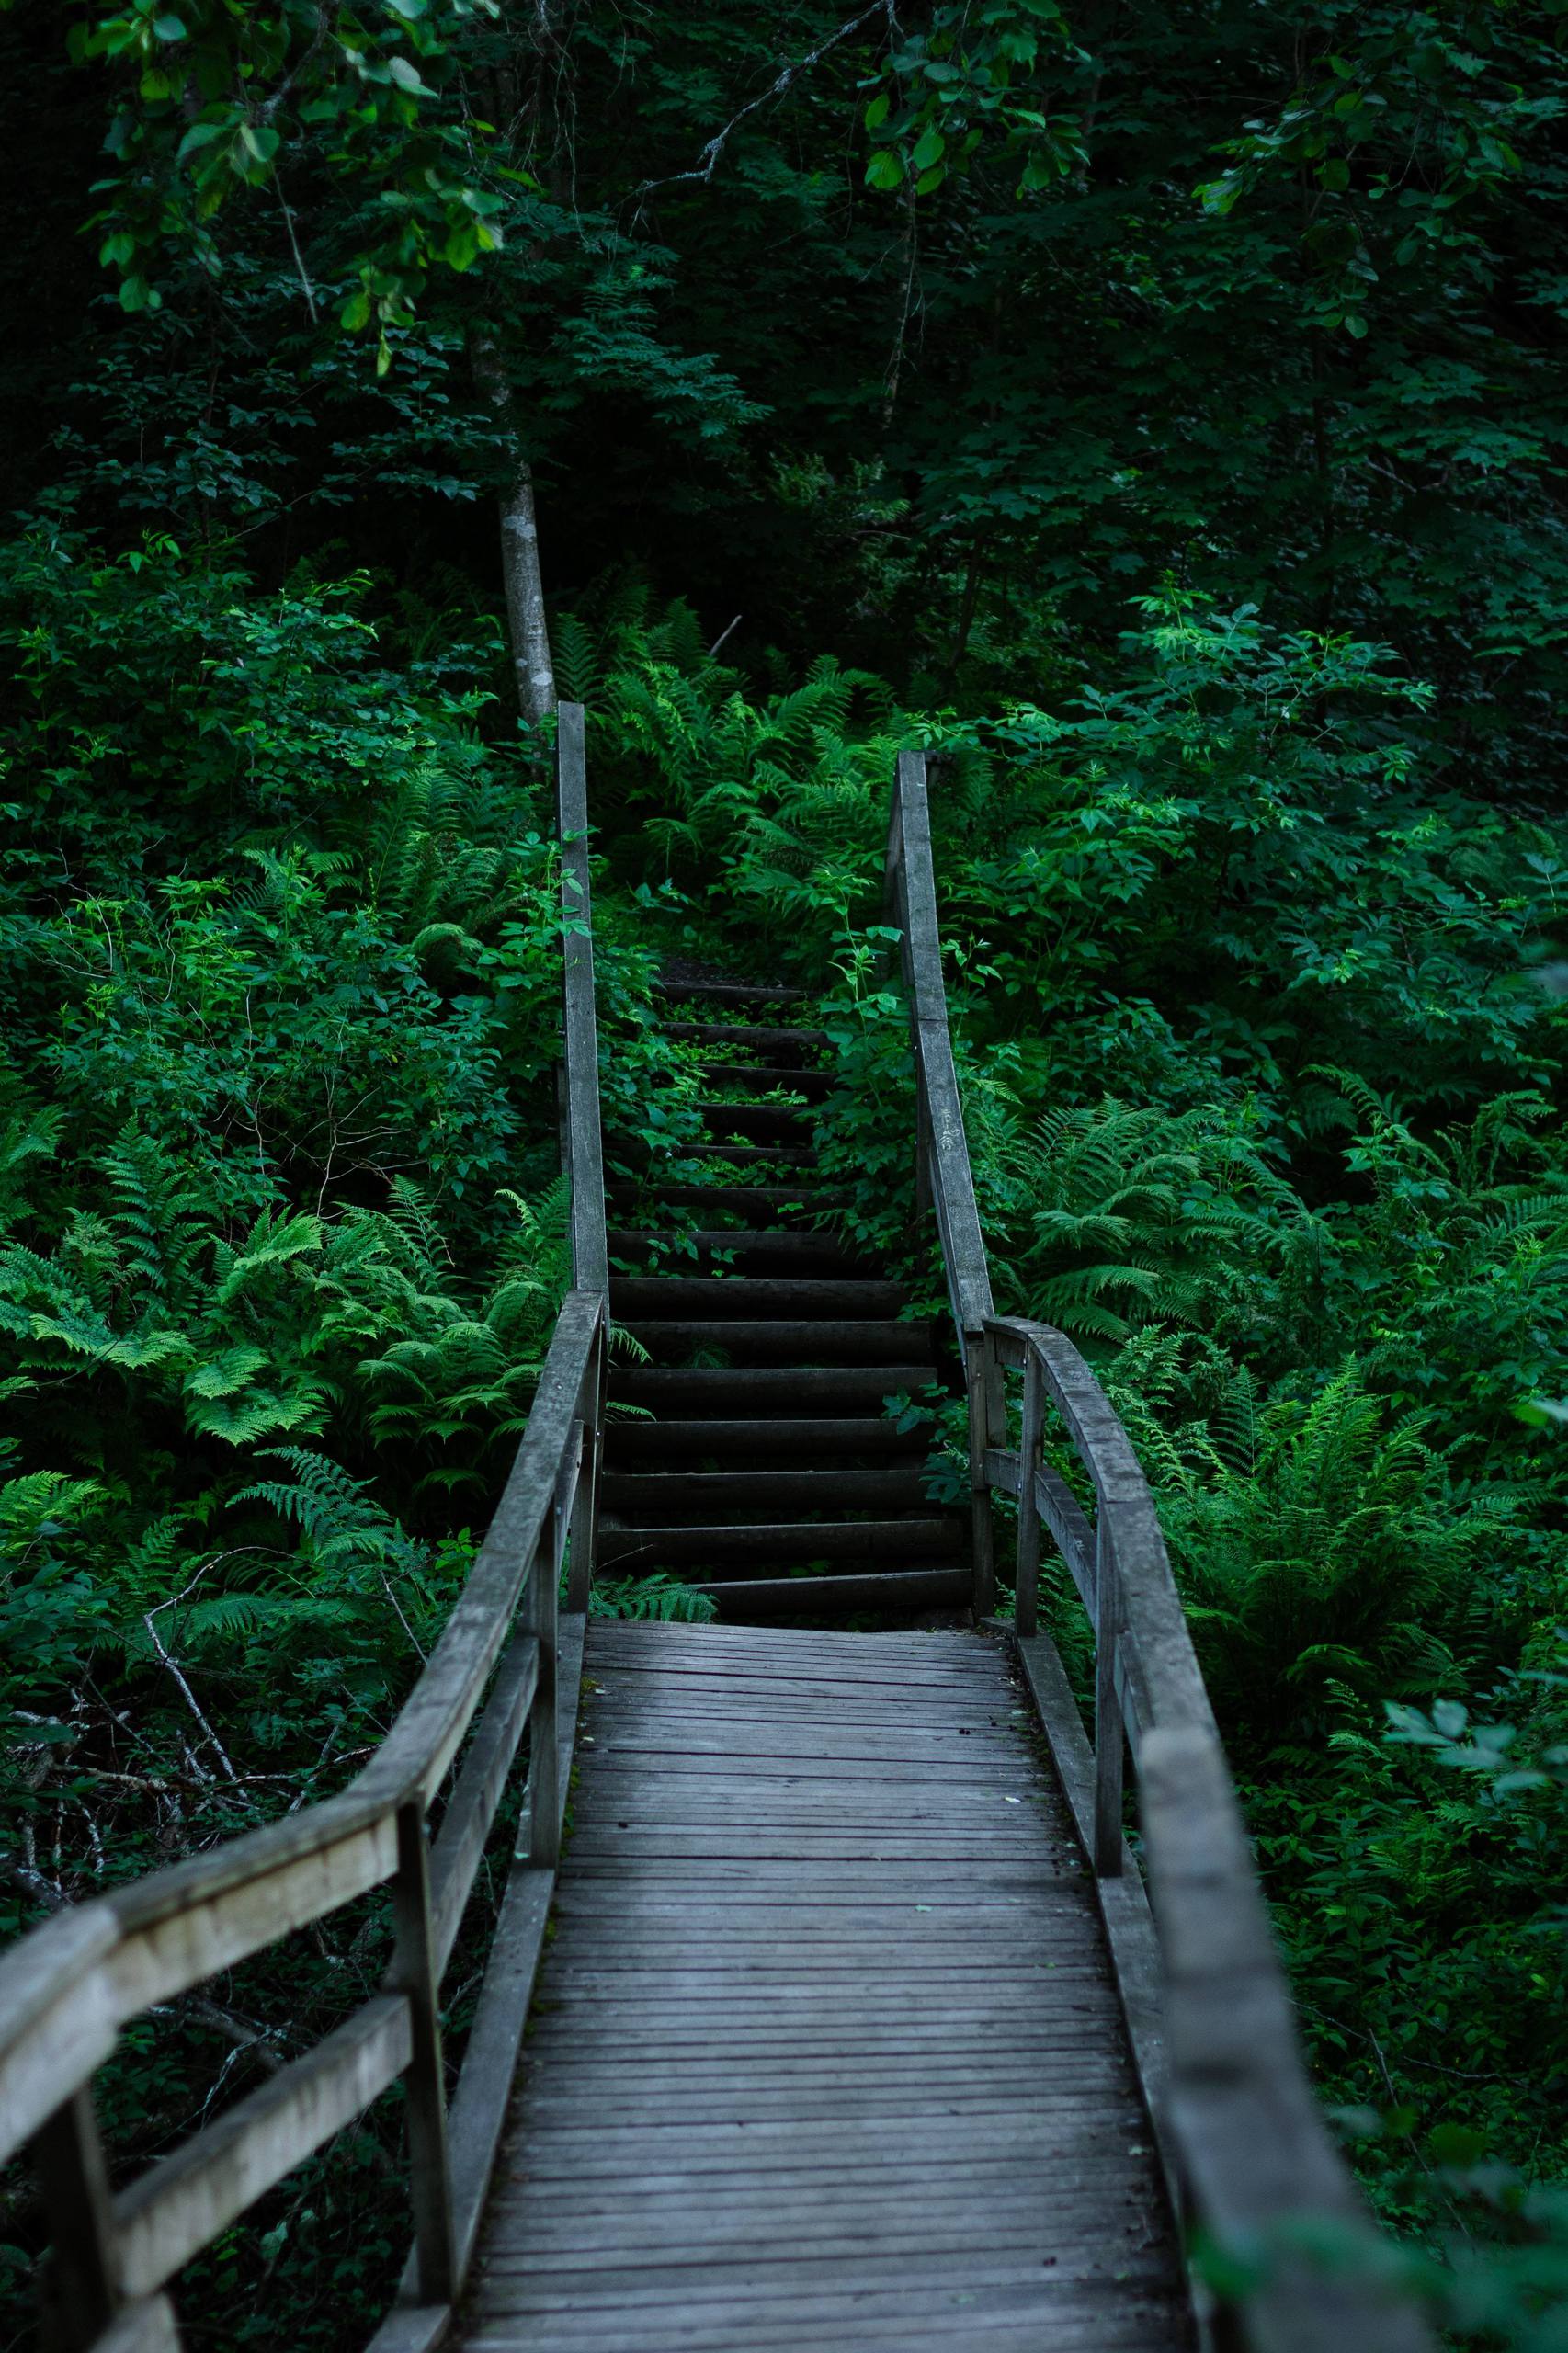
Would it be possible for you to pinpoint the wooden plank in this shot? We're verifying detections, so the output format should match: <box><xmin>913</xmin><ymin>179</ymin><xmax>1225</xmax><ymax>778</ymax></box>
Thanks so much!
<box><xmin>429</xmin><ymin>1634</ymin><xmax>540</xmax><ymax>1974</ymax></box>
<box><xmin>448</xmin><ymin>1620</ymin><xmax>1193</xmax><ymax>2353</ymax></box>
<box><xmin>362</xmin><ymin>2307</ymin><xmax>450</xmax><ymax>2353</ymax></box>
<box><xmin>91</xmin><ymin>2299</ymin><xmax>182</xmax><ymax>2353</ymax></box>
<box><xmin>107</xmin><ymin>1791</ymin><xmax>401</xmax><ymax>2020</ymax></box>
<box><xmin>0</xmin><ymin>1904</ymin><xmax>119</xmax><ymax>2165</ymax></box>
<box><xmin>114</xmin><ymin>1995</ymin><xmax>411</xmax><ymax>2297</ymax></box>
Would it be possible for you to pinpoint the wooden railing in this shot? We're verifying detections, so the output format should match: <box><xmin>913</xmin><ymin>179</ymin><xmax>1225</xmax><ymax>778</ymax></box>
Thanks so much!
<box><xmin>884</xmin><ymin>749</ymin><xmax>1004</xmax><ymax>1614</ymax></box>
<box><xmin>886</xmin><ymin>746</ymin><xmax>1434</xmax><ymax>2353</ymax></box>
<box><xmin>0</xmin><ymin>709</ymin><xmax>610</xmax><ymax>2353</ymax></box>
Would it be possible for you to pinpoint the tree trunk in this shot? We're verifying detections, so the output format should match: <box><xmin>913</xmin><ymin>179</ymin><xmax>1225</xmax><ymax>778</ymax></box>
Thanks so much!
<box><xmin>470</xmin><ymin>324</ymin><xmax>556</xmax><ymax>724</ymax></box>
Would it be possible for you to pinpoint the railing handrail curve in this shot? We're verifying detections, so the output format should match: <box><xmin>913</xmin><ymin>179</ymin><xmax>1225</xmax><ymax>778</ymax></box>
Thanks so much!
<box><xmin>885</xmin><ymin>749</ymin><xmax>1435</xmax><ymax>2353</ymax></box>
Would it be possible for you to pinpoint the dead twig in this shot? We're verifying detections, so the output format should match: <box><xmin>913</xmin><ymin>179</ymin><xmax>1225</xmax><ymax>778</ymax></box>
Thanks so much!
<box><xmin>630</xmin><ymin>5</ymin><xmax>892</xmax><ymax>214</ymax></box>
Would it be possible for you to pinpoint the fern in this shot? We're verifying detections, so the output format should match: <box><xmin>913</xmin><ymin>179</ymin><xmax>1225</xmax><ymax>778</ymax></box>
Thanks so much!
<box><xmin>589</xmin><ymin>1573</ymin><xmax>717</xmax><ymax>1624</ymax></box>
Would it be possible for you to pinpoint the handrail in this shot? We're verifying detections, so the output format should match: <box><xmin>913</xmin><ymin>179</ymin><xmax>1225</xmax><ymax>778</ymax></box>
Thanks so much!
<box><xmin>884</xmin><ymin>748</ymin><xmax>1004</xmax><ymax>1612</ymax></box>
<box><xmin>0</xmin><ymin>722</ymin><xmax>612</xmax><ymax>2353</ymax></box>
<box><xmin>556</xmin><ymin>701</ymin><xmax>608</xmax><ymax>1299</ymax></box>
<box><xmin>555</xmin><ymin>701</ymin><xmax>607</xmax><ymax>1613</ymax></box>
<box><xmin>885</xmin><ymin>753</ymin><xmax>1434</xmax><ymax>2353</ymax></box>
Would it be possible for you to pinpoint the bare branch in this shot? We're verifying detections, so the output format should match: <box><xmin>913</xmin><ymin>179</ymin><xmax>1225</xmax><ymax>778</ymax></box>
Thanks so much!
<box><xmin>631</xmin><ymin>5</ymin><xmax>892</xmax><ymax>211</ymax></box>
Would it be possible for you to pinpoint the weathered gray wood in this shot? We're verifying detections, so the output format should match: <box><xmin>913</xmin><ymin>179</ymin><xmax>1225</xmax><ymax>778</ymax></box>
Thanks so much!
<box><xmin>114</xmin><ymin>1995</ymin><xmax>412</xmax><ymax>2297</ymax></box>
<box><xmin>884</xmin><ymin>748</ymin><xmax>1004</xmax><ymax>1624</ymax></box>
<box><xmin>1093</xmin><ymin>1515</ymin><xmax>1126</xmax><ymax>1878</ymax></box>
<box><xmin>391</xmin><ymin>1804</ymin><xmax>457</xmax><ymax>2305</ymax></box>
<box><xmin>556</xmin><ymin>701</ymin><xmax>608</xmax><ymax>1298</ymax></box>
<box><xmin>0</xmin><ymin>1906</ymin><xmax>119</xmax><ymax>2175</ymax></box>
<box><xmin>452</xmin><ymin>1621</ymin><xmax>1187</xmax><ymax>2353</ymax></box>
<box><xmin>361</xmin><ymin>2309</ymin><xmax>450</xmax><ymax>2353</ymax></box>
<box><xmin>986</xmin><ymin>1316</ymin><xmax>1434</xmax><ymax>2351</ymax></box>
<box><xmin>36</xmin><ymin>2085</ymin><xmax>121</xmax><ymax>2347</ymax></box>
<box><xmin>599</xmin><ymin>1518</ymin><xmax>961</xmax><ymax>1566</ymax></box>
<box><xmin>428</xmin><ymin>1634</ymin><xmax>540</xmax><ymax>1974</ymax></box>
<box><xmin>1142</xmin><ymin>1724</ymin><xmax>1434</xmax><ymax>2353</ymax></box>
<box><xmin>89</xmin><ymin>2298</ymin><xmax>181</xmax><ymax>2353</ymax></box>
<box><xmin>690</xmin><ymin>1566</ymin><xmax>973</xmax><ymax>1619</ymax></box>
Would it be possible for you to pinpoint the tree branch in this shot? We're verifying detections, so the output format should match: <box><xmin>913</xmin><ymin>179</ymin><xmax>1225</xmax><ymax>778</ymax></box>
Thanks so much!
<box><xmin>631</xmin><ymin>4</ymin><xmax>892</xmax><ymax>211</ymax></box>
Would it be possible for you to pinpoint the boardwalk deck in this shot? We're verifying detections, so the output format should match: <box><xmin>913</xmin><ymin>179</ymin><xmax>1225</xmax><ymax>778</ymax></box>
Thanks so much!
<box><xmin>456</xmin><ymin>1620</ymin><xmax>1191</xmax><ymax>2353</ymax></box>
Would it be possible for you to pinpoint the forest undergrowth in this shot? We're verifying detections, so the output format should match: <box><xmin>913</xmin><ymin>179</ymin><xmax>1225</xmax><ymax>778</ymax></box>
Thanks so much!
<box><xmin>6</xmin><ymin>0</ymin><xmax>1568</xmax><ymax>2339</ymax></box>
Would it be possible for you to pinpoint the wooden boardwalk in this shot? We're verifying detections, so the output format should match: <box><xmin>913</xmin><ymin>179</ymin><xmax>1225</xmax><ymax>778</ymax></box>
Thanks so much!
<box><xmin>456</xmin><ymin>1621</ymin><xmax>1190</xmax><ymax>2352</ymax></box>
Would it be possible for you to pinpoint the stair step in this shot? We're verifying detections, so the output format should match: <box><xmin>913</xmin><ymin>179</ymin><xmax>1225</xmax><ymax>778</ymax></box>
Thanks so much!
<box><xmin>663</xmin><ymin>1023</ymin><xmax>829</xmax><ymax>1057</ymax></box>
<box><xmin>655</xmin><ymin>979</ymin><xmax>806</xmax><ymax>1006</ymax></box>
<box><xmin>606</xmin><ymin>1186</ymin><xmax>848</xmax><ymax>1216</ymax></box>
<box><xmin>619</xmin><ymin>1319</ymin><xmax>934</xmax><ymax>1367</ymax></box>
<box><xmin>678</xmin><ymin>1143</ymin><xmax>815</xmax><ymax>1166</ymax></box>
<box><xmin>607</xmin><ymin>1230</ymin><xmax>871</xmax><ymax>1274</ymax></box>
<box><xmin>601</xmin><ymin>1465</ymin><xmax>931</xmax><ymax>1515</ymax></box>
<box><xmin>613</xmin><ymin>1366</ymin><xmax>937</xmax><ymax>1412</ymax></box>
<box><xmin>697</xmin><ymin>1566</ymin><xmax>971</xmax><ymax>1619</ymax></box>
<box><xmin>611</xmin><ymin>1278</ymin><xmax>905</xmax><ymax>1320</ymax></box>
<box><xmin>696</xmin><ymin>1100</ymin><xmax>812</xmax><ymax>1142</ymax></box>
<box><xmin>604</xmin><ymin>1417</ymin><xmax>927</xmax><ymax>1464</ymax></box>
<box><xmin>596</xmin><ymin>1518</ymin><xmax>962</xmax><ymax>1567</ymax></box>
<box><xmin>690</xmin><ymin>1063</ymin><xmax>833</xmax><ymax>1100</ymax></box>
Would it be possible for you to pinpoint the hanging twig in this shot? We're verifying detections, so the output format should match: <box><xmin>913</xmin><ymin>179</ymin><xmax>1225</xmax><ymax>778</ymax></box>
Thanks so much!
<box><xmin>274</xmin><ymin>176</ymin><xmax>320</xmax><ymax>324</ymax></box>
<box><xmin>631</xmin><ymin>4</ymin><xmax>893</xmax><ymax>212</ymax></box>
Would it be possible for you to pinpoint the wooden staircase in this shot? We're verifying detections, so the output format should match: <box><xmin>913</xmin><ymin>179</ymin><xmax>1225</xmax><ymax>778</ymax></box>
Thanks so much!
<box><xmin>601</xmin><ymin>976</ymin><xmax>970</xmax><ymax>1619</ymax></box>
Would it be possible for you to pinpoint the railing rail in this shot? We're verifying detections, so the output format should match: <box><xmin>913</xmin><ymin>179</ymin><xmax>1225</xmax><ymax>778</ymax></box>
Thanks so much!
<box><xmin>885</xmin><ymin>748</ymin><xmax>1003</xmax><ymax>1612</ymax></box>
<box><xmin>885</xmin><ymin>748</ymin><xmax>1434</xmax><ymax>2353</ymax></box>
<box><xmin>0</xmin><ymin>715</ymin><xmax>612</xmax><ymax>2353</ymax></box>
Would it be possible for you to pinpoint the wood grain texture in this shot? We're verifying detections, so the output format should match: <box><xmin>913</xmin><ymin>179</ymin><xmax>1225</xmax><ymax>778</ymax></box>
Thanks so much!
<box><xmin>455</xmin><ymin>1620</ymin><xmax>1191</xmax><ymax>2353</ymax></box>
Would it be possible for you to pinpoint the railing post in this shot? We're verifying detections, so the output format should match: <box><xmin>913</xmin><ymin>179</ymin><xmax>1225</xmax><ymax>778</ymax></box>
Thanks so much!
<box><xmin>35</xmin><ymin>2086</ymin><xmax>121</xmax><ymax>2351</ymax></box>
<box><xmin>964</xmin><ymin>1328</ymin><xmax>996</xmax><ymax>1620</ymax></box>
<box><xmin>556</xmin><ymin>699</ymin><xmax>608</xmax><ymax>1299</ymax></box>
<box><xmin>1013</xmin><ymin>1348</ymin><xmax>1046</xmax><ymax>1639</ymax></box>
<box><xmin>1093</xmin><ymin>1513</ymin><xmax>1125</xmax><ymax>1877</ymax></box>
<box><xmin>566</xmin><ymin>1322</ymin><xmax>604</xmax><ymax>1616</ymax></box>
<box><xmin>524</xmin><ymin>1511</ymin><xmax>562</xmax><ymax>1870</ymax></box>
<box><xmin>390</xmin><ymin>1802</ymin><xmax>457</xmax><ymax>2306</ymax></box>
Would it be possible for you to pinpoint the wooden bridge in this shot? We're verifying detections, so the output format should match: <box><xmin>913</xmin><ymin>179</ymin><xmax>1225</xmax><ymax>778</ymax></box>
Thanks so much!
<box><xmin>0</xmin><ymin>711</ymin><xmax>1432</xmax><ymax>2353</ymax></box>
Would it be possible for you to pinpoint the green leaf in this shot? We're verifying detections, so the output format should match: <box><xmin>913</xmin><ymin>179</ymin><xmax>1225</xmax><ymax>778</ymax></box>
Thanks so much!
<box><xmin>239</xmin><ymin>123</ymin><xmax>280</xmax><ymax>165</ymax></box>
<box><xmin>912</xmin><ymin>126</ymin><xmax>946</xmax><ymax>170</ymax></box>
<box><xmin>864</xmin><ymin>93</ymin><xmax>890</xmax><ymax>131</ymax></box>
<box><xmin>865</xmin><ymin>149</ymin><xmax>906</xmax><ymax>190</ymax></box>
<box><xmin>386</xmin><ymin>55</ymin><xmax>433</xmax><ymax>95</ymax></box>
<box><xmin>340</xmin><ymin>287</ymin><xmax>372</xmax><ymax>331</ymax></box>
<box><xmin>153</xmin><ymin>12</ymin><xmax>187</xmax><ymax>35</ymax></box>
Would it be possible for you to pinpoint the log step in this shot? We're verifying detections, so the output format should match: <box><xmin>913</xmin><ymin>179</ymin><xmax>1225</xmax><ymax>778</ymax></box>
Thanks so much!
<box><xmin>696</xmin><ymin>1100</ymin><xmax>814</xmax><ymax>1142</ymax></box>
<box><xmin>619</xmin><ymin>1320</ymin><xmax>934</xmax><ymax>1367</ymax></box>
<box><xmin>611</xmin><ymin>1278</ymin><xmax>905</xmax><ymax>1320</ymax></box>
<box><xmin>612</xmin><ymin>1366</ymin><xmax>937</xmax><ymax>1412</ymax></box>
<box><xmin>596</xmin><ymin>1518</ymin><xmax>962</xmax><ymax>1568</ymax></box>
<box><xmin>691</xmin><ymin>1063</ymin><xmax>833</xmax><ymax>1099</ymax></box>
<box><xmin>600</xmin><ymin>1466</ymin><xmax>932</xmax><ymax>1515</ymax></box>
<box><xmin>606</xmin><ymin>1186</ymin><xmax>849</xmax><ymax>1216</ymax></box>
<box><xmin>676</xmin><ymin>1142</ymin><xmax>815</xmax><ymax>1166</ymax></box>
<box><xmin>603</xmin><ymin>1417</ymin><xmax>927</xmax><ymax>1464</ymax></box>
<box><xmin>607</xmin><ymin>1231</ymin><xmax>872</xmax><ymax>1274</ymax></box>
<box><xmin>695</xmin><ymin>1566</ymin><xmax>971</xmax><ymax>1618</ymax></box>
<box><xmin>655</xmin><ymin>979</ymin><xmax>807</xmax><ymax>1006</ymax></box>
<box><xmin>662</xmin><ymin>1023</ymin><xmax>830</xmax><ymax>1056</ymax></box>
